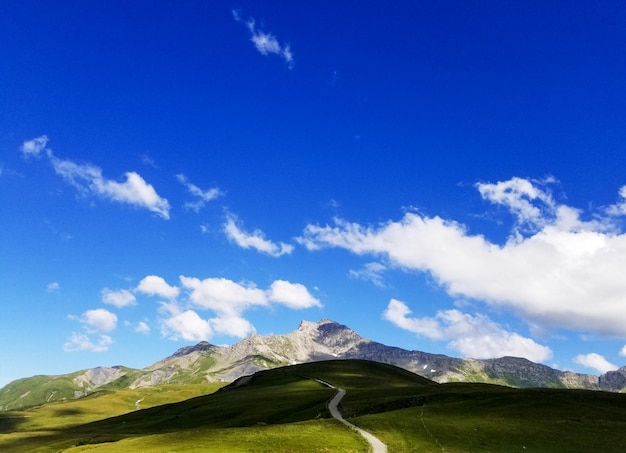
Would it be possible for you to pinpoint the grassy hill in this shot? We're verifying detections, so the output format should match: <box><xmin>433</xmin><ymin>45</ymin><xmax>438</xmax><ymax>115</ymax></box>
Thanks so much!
<box><xmin>1</xmin><ymin>359</ymin><xmax>625</xmax><ymax>452</ymax></box>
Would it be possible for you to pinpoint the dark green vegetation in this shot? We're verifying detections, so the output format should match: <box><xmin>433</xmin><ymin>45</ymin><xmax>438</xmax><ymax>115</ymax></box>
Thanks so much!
<box><xmin>1</xmin><ymin>360</ymin><xmax>625</xmax><ymax>452</ymax></box>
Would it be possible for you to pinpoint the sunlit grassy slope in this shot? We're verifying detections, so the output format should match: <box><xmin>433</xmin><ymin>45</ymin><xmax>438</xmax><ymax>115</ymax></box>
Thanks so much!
<box><xmin>2</xmin><ymin>359</ymin><xmax>626</xmax><ymax>452</ymax></box>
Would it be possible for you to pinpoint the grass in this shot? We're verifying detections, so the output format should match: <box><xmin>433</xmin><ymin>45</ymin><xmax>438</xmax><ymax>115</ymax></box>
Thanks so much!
<box><xmin>353</xmin><ymin>383</ymin><xmax>626</xmax><ymax>452</ymax></box>
<box><xmin>2</xmin><ymin>360</ymin><xmax>626</xmax><ymax>452</ymax></box>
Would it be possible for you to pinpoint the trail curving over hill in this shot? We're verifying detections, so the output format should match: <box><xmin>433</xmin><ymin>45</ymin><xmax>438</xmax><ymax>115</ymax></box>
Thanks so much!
<box><xmin>315</xmin><ymin>379</ymin><xmax>387</xmax><ymax>453</ymax></box>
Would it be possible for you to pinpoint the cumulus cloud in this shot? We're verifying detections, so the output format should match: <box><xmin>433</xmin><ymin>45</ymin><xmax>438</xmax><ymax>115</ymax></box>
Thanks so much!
<box><xmin>176</xmin><ymin>174</ymin><xmax>222</xmax><ymax>212</ymax></box>
<box><xmin>156</xmin><ymin>275</ymin><xmax>321</xmax><ymax>342</ymax></box>
<box><xmin>620</xmin><ymin>345</ymin><xmax>626</xmax><ymax>357</ymax></box>
<box><xmin>136</xmin><ymin>275</ymin><xmax>180</xmax><ymax>299</ymax></box>
<box><xmin>574</xmin><ymin>353</ymin><xmax>618</xmax><ymax>374</ymax></box>
<box><xmin>267</xmin><ymin>280</ymin><xmax>322</xmax><ymax>309</ymax></box>
<box><xmin>21</xmin><ymin>135</ymin><xmax>49</xmax><ymax>158</ymax></box>
<box><xmin>101</xmin><ymin>288</ymin><xmax>136</xmax><ymax>308</ymax></box>
<box><xmin>181</xmin><ymin>276</ymin><xmax>268</xmax><ymax>315</ymax></box>
<box><xmin>233</xmin><ymin>10</ymin><xmax>295</xmax><ymax>69</ymax></box>
<box><xmin>65</xmin><ymin>308</ymin><xmax>118</xmax><ymax>352</ymax></box>
<box><xmin>298</xmin><ymin>177</ymin><xmax>626</xmax><ymax>338</ymax></box>
<box><xmin>163</xmin><ymin>310</ymin><xmax>213</xmax><ymax>342</ymax></box>
<box><xmin>209</xmin><ymin>314</ymin><xmax>256</xmax><ymax>338</ymax></box>
<box><xmin>82</xmin><ymin>308</ymin><xmax>118</xmax><ymax>333</ymax></box>
<box><xmin>224</xmin><ymin>215</ymin><xmax>294</xmax><ymax>257</ymax></box>
<box><xmin>383</xmin><ymin>299</ymin><xmax>552</xmax><ymax>362</ymax></box>
<box><xmin>348</xmin><ymin>262</ymin><xmax>387</xmax><ymax>287</ymax></box>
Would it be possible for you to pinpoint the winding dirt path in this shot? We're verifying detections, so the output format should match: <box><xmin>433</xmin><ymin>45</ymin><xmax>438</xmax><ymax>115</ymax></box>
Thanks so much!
<box><xmin>316</xmin><ymin>379</ymin><xmax>387</xmax><ymax>453</ymax></box>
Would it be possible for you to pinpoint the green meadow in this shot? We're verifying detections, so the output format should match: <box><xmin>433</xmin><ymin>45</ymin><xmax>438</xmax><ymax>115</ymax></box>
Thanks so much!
<box><xmin>1</xmin><ymin>360</ymin><xmax>625</xmax><ymax>452</ymax></box>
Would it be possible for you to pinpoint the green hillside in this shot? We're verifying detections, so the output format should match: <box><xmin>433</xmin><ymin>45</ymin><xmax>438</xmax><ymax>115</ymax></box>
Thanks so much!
<box><xmin>1</xmin><ymin>360</ymin><xmax>626</xmax><ymax>452</ymax></box>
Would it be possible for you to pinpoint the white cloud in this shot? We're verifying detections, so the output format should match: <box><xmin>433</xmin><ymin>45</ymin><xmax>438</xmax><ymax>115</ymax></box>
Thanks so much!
<box><xmin>65</xmin><ymin>308</ymin><xmax>117</xmax><ymax>352</ymax></box>
<box><xmin>50</xmin><ymin>154</ymin><xmax>170</xmax><ymax>219</ymax></box>
<box><xmin>607</xmin><ymin>186</ymin><xmax>626</xmax><ymax>217</ymax></box>
<box><xmin>181</xmin><ymin>276</ymin><xmax>268</xmax><ymax>315</ymax></box>
<box><xmin>267</xmin><ymin>280</ymin><xmax>322</xmax><ymax>309</ymax></box>
<box><xmin>383</xmin><ymin>299</ymin><xmax>552</xmax><ymax>362</ymax></box>
<box><xmin>233</xmin><ymin>11</ymin><xmax>295</xmax><ymax>69</ymax></box>
<box><xmin>64</xmin><ymin>333</ymin><xmax>113</xmax><ymax>352</ymax></box>
<box><xmin>224</xmin><ymin>215</ymin><xmax>294</xmax><ymax>257</ymax></box>
<box><xmin>573</xmin><ymin>353</ymin><xmax>618</xmax><ymax>374</ymax></box>
<box><xmin>101</xmin><ymin>288</ymin><xmax>136</xmax><ymax>308</ymax></box>
<box><xmin>21</xmin><ymin>135</ymin><xmax>49</xmax><ymax>158</ymax></box>
<box><xmin>176</xmin><ymin>174</ymin><xmax>222</xmax><ymax>212</ymax></box>
<box><xmin>82</xmin><ymin>308</ymin><xmax>118</xmax><ymax>333</ymax></box>
<box><xmin>136</xmin><ymin>275</ymin><xmax>180</xmax><ymax>299</ymax></box>
<box><xmin>47</xmin><ymin>282</ymin><xmax>61</xmax><ymax>293</ymax></box>
<box><xmin>155</xmin><ymin>275</ymin><xmax>320</xmax><ymax>342</ymax></box>
<box><xmin>619</xmin><ymin>345</ymin><xmax>626</xmax><ymax>357</ymax></box>
<box><xmin>299</xmin><ymin>178</ymin><xmax>626</xmax><ymax>338</ymax></box>
<box><xmin>209</xmin><ymin>314</ymin><xmax>256</xmax><ymax>338</ymax></box>
<box><xmin>162</xmin><ymin>310</ymin><xmax>212</xmax><ymax>342</ymax></box>
<box><xmin>476</xmin><ymin>177</ymin><xmax>556</xmax><ymax>231</ymax></box>
<box><xmin>135</xmin><ymin>321</ymin><xmax>151</xmax><ymax>335</ymax></box>
<box><xmin>348</xmin><ymin>262</ymin><xmax>387</xmax><ymax>287</ymax></box>
<box><xmin>21</xmin><ymin>136</ymin><xmax>169</xmax><ymax>218</ymax></box>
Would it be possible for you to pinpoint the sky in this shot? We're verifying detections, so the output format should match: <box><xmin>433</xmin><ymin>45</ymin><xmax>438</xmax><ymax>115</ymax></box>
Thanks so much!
<box><xmin>2</xmin><ymin>1</ymin><xmax>626</xmax><ymax>388</ymax></box>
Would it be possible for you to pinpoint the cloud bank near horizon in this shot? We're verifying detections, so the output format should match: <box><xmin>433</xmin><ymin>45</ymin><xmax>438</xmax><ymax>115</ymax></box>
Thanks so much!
<box><xmin>298</xmin><ymin>177</ymin><xmax>626</xmax><ymax>365</ymax></box>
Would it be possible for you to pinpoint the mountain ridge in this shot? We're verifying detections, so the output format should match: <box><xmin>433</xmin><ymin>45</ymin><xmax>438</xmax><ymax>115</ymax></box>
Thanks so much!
<box><xmin>1</xmin><ymin>318</ymin><xmax>623</xmax><ymax>410</ymax></box>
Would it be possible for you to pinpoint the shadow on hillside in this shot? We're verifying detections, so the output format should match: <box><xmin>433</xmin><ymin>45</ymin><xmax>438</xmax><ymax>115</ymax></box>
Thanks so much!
<box><xmin>54</xmin><ymin>407</ymin><xmax>84</xmax><ymax>416</ymax></box>
<box><xmin>0</xmin><ymin>414</ymin><xmax>29</xmax><ymax>433</ymax></box>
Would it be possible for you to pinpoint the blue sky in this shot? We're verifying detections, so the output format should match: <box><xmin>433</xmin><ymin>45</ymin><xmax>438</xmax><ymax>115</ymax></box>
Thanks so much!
<box><xmin>2</xmin><ymin>1</ymin><xmax>626</xmax><ymax>387</ymax></box>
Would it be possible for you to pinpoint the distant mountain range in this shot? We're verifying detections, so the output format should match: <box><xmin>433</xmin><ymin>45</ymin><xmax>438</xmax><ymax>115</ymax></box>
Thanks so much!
<box><xmin>2</xmin><ymin>319</ymin><xmax>625</xmax><ymax>410</ymax></box>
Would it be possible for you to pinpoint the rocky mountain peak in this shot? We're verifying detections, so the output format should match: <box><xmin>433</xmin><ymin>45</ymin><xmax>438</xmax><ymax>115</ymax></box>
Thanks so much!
<box><xmin>599</xmin><ymin>366</ymin><xmax>626</xmax><ymax>391</ymax></box>
<box><xmin>171</xmin><ymin>341</ymin><xmax>214</xmax><ymax>358</ymax></box>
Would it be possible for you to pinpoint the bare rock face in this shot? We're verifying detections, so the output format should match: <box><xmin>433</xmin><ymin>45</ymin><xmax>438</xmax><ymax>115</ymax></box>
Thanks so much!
<box><xmin>599</xmin><ymin>367</ymin><xmax>626</xmax><ymax>392</ymax></box>
<box><xmin>2</xmin><ymin>319</ymin><xmax>623</xmax><ymax>410</ymax></box>
<box><xmin>138</xmin><ymin>319</ymin><xmax>609</xmax><ymax>391</ymax></box>
<box><xmin>73</xmin><ymin>366</ymin><xmax>127</xmax><ymax>396</ymax></box>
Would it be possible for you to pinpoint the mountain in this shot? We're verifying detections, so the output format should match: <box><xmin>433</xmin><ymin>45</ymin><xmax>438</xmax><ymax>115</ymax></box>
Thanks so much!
<box><xmin>0</xmin><ymin>319</ymin><xmax>622</xmax><ymax>410</ymax></box>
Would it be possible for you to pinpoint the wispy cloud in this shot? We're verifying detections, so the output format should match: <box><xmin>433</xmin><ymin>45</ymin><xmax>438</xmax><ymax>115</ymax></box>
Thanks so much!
<box><xmin>51</xmin><ymin>156</ymin><xmax>171</xmax><ymax>219</ymax></box>
<box><xmin>20</xmin><ymin>135</ymin><xmax>171</xmax><ymax>219</ymax></box>
<box><xmin>348</xmin><ymin>262</ymin><xmax>387</xmax><ymax>287</ymax></box>
<box><xmin>233</xmin><ymin>10</ymin><xmax>295</xmax><ymax>69</ymax></box>
<box><xmin>65</xmin><ymin>308</ymin><xmax>118</xmax><ymax>352</ymax></box>
<box><xmin>224</xmin><ymin>214</ymin><xmax>294</xmax><ymax>257</ymax></box>
<box><xmin>136</xmin><ymin>275</ymin><xmax>180</xmax><ymax>299</ymax></box>
<box><xmin>574</xmin><ymin>353</ymin><xmax>618</xmax><ymax>374</ymax></box>
<box><xmin>46</xmin><ymin>282</ymin><xmax>61</xmax><ymax>293</ymax></box>
<box><xmin>176</xmin><ymin>174</ymin><xmax>222</xmax><ymax>212</ymax></box>
<box><xmin>64</xmin><ymin>333</ymin><xmax>113</xmax><ymax>353</ymax></box>
<box><xmin>135</xmin><ymin>321</ymin><xmax>151</xmax><ymax>335</ymax></box>
<box><xmin>384</xmin><ymin>299</ymin><xmax>552</xmax><ymax>362</ymax></box>
<box><xmin>298</xmin><ymin>177</ymin><xmax>626</xmax><ymax>348</ymax></box>
<box><xmin>101</xmin><ymin>288</ymin><xmax>136</xmax><ymax>308</ymax></box>
<box><xmin>20</xmin><ymin>135</ymin><xmax>49</xmax><ymax>158</ymax></box>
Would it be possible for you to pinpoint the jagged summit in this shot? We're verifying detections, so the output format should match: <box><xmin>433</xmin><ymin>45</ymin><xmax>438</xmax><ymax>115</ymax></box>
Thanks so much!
<box><xmin>2</xmin><ymin>318</ymin><xmax>624</xmax><ymax>411</ymax></box>
<box><xmin>171</xmin><ymin>341</ymin><xmax>214</xmax><ymax>358</ymax></box>
<box><xmin>297</xmin><ymin>318</ymin><xmax>339</xmax><ymax>331</ymax></box>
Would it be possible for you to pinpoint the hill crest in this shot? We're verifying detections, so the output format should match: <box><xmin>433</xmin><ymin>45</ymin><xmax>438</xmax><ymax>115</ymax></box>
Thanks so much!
<box><xmin>1</xmin><ymin>318</ymin><xmax>623</xmax><ymax>410</ymax></box>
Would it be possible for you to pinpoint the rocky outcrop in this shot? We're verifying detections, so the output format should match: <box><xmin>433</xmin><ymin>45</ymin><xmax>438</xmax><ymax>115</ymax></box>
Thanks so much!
<box><xmin>2</xmin><ymin>319</ymin><xmax>624</xmax><ymax>410</ymax></box>
<box><xmin>599</xmin><ymin>367</ymin><xmax>626</xmax><ymax>392</ymax></box>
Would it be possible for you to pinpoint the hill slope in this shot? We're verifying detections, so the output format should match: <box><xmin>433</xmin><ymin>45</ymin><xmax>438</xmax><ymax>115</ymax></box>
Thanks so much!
<box><xmin>1</xmin><ymin>319</ymin><xmax>623</xmax><ymax>410</ymax></box>
<box><xmin>2</xmin><ymin>360</ymin><xmax>626</xmax><ymax>453</ymax></box>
